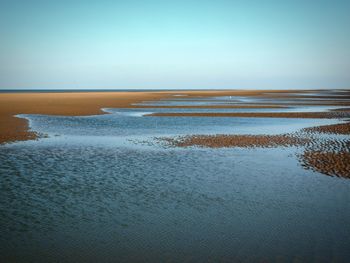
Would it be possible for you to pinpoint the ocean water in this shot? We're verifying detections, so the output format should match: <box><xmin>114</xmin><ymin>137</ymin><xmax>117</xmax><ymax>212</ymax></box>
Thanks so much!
<box><xmin>1</xmin><ymin>107</ymin><xmax>350</xmax><ymax>262</ymax></box>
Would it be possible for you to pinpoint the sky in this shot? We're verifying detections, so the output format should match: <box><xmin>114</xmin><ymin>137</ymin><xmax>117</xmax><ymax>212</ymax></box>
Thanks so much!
<box><xmin>0</xmin><ymin>0</ymin><xmax>349</xmax><ymax>90</ymax></box>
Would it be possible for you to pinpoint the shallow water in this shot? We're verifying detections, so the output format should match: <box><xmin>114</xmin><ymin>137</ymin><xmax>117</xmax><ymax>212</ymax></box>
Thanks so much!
<box><xmin>1</xmin><ymin>106</ymin><xmax>350</xmax><ymax>262</ymax></box>
<box><xmin>19</xmin><ymin>108</ymin><xmax>341</xmax><ymax>138</ymax></box>
<box><xmin>136</xmin><ymin>95</ymin><xmax>350</xmax><ymax>108</ymax></box>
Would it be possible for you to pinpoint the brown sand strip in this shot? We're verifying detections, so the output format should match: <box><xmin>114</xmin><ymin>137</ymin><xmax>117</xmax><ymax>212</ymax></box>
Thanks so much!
<box><xmin>147</xmin><ymin>112</ymin><xmax>350</xmax><ymax>119</ymax></box>
<box><xmin>302</xmin><ymin>122</ymin><xmax>350</xmax><ymax>135</ymax></box>
<box><xmin>301</xmin><ymin>151</ymin><xmax>350</xmax><ymax>178</ymax></box>
<box><xmin>157</xmin><ymin>134</ymin><xmax>310</xmax><ymax>148</ymax></box>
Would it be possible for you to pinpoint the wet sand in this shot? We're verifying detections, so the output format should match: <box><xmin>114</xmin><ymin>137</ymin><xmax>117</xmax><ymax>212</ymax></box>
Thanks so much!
<box><xmin>158</xmin><ymin>134</ymin><xmax>310</xmax><ymax>148</ymax></box>
<box><xmin>302</xmin><ymin>151</ymin><xmax>350</xmax><ymax>178</ymax></box>
<box><xmin>301</xmin><ymin>138</ymin><xmax>350</xmax><ymax>178</ymax></box>
<box><xmin>302</xmin><ymin>122</ymin><xmax>350</xmax><ymax>135</ymax></box>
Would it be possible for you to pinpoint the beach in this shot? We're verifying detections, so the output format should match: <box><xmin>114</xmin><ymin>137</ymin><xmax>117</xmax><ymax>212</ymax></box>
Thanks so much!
<box><xmin>2</xmin><ymin>0</ymin><xmax>349</xmax><ymax>260</ymax></box>
<box><xmin>1</xmin><ymin>89</ymin><xmax>350</xmax><ymax>262</ymax></box>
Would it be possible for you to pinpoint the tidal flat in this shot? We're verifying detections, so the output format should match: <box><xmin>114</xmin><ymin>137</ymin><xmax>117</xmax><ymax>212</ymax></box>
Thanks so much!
<box><xmin>1</xmin><ymin>89</ymin><xmax>350</xmax><ymax>262</ymax></box>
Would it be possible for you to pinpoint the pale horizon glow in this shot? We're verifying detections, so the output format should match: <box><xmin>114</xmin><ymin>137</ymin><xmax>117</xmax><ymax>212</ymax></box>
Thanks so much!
<box><xmin>1</xmin><ymin>0</ymin><xmax>349</xmax><ymax>90</ymax></box>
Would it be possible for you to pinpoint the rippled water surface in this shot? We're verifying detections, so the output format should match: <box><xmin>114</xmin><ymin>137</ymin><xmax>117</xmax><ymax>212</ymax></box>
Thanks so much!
<box><xmin>1</xmin><ymin>106</ymin><xmax>350</xmax><ymax>262</ymax></box>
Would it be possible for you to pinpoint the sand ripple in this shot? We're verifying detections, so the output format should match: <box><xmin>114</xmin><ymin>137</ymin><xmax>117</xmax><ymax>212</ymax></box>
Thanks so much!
<box><xmin>302</xmin><ymin>122</ymin><xmax>350</xmax><ymax>135</ymax></box>
<box><xmin>158</xmin><ymin>134</ymin><xmax>309</xmax><ymax>148</ymax></box>
<box><xmin>301</xmin><ymin>151</ymin><xmax>350</xmax><ymax>178</ymax></box>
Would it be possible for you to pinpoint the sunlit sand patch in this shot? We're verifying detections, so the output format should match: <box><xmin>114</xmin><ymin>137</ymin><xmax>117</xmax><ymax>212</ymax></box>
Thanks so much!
<box><xmin>301</xmin><ymin>151</ymin><xmax>350</xmax><ymax>178</ymax></box>
<box><xmin>157</xmin><ymin>134</ymin><xmax>310</xmax><ymax>148</ymax></box>
<box><xmin>302</xmin><ymin>122</ymin><xmax>350</xmax><ymax>135</ymax></box>
<box><xmin>300</xmin><ymin>135</ymin><xmax>350</xmax><ymax>178</ymax></box>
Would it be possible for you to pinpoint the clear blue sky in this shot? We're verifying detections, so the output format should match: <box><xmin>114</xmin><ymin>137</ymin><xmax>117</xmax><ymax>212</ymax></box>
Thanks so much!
<box><xmin>1</xmin><ymin>0</ymin><xmax>349</xmax><ymax>89</ymax></box>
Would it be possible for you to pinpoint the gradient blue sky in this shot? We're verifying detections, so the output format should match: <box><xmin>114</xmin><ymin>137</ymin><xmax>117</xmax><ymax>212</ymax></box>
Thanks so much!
<box><xmin>1</xmin><ymin>0</ymin><xmax>349</xmax><ymax>89</ymax></box>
